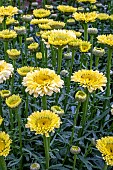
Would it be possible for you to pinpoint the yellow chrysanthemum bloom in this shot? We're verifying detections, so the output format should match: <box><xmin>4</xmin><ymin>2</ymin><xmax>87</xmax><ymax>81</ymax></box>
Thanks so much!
<box><xmin>97</xmin><ymin>13</ymin><xmax>109</xmax><ymax>20</ymax></box>
<box><xmin>22</xmin><ymin>68</ymin><xmax>64</xmax><ymax>97</ymax></box>
<box><xmin>0</xmin><ymin>6</ymin><xmax>18</xmax><ymax>17</ymax></box>
<box><xmin>33</xmin><ymin>9</ymin><xmax>51</xmax><ymax>18</ymax></box>
<box><xmin>17</xmin><ymin>66</ymin><xmax>36</xmax><ymax>77</ymax></box>
<box><xmin>51</xmin><ymin>106</ymin><xmax>64</xmax><ymax>116</ymax></box>
<box><xmin>0</xmin><ymin>116</ymin><xmax>3</xmax><ymax>126</ymax></box>
<box><xmin>41</xmin><ymin>30</ymin><xmax>51</xmax><ymax>40</ymax></box>
<box><xmin>0</xmin><ymin>60</ymin><xmax>14</xmax><ymax>84</ymax></box>
<box><xmin>28</xmin><ymin>42</ymin><xmax>39</xmax><ymax>51</ymax></box>
<box><xmin>0</xmin><ymin>16</ymin><xmax>4</xmax><ymax>24</ymax></box>
<box><xmin>36</xmin><ymin>52</ymin><xmax>42</xmax><ymax>59</ymax></box>
<box><xmin>6</xmin><ymin>17</ymin><xmax>16</xmax><ymax>25</ymax></box>
<box><xmin>0</xmin><ymin>29</ymin><xmax>17</xmax><ymax>40</ymax></box>
<box><xmin>7</xmin><ymin>49</ymin><xmax>20</xmax><ymax>60</ymax></box>
<box><xmin>48</xmin><ymin>29</ymin><xmax>76</xmax><ymax>47</ymax></box>
<box><xmin>77</xmin><ymin>0</ymin><xmax>96</xmax><ymax>3</ymax></box>
<box><xmin>6</xmin><ymin>94</ymin><xmax>22</xmax><ymax>108</ymax></box>
<box><xmin>71</xmin><ymin>70</ymin><xmax>107</xmax><ymax>93</ymax></box>
<box><xmin>73</xmin><ymin>12</ymin><xmax>97</xmax><ymax>23</ymax></box>
<box><xmin>48</xmin><ymin>21</ymin><xmax>65</xmax><ymax>29</ymax></box>
<box><xmin>38</xmin><ymin>23</ymin><xmax>52</xmax><ymax>30</ymax></box>
<box><xmin>26</xmin><ymin>110</ymin><xmax>61</xmax><ymax>137</ymax></box>
<box><xmin>68</xmin><ymin>38</ymin><xmax>82</xmax><ymax>48</ymax></box>
<box><xmin>79</xmin><ymin>41</ymin><xmax>92</xmax><ymax>52</ymax></box>
<box><xmin>0</xmin><ymin>131</ymin><xmax>12</xmax><ymax>157</ymax></box>
<box><xmin>96</xmin><ymin>136</ymin><xmax>113</xmax><ymax>166</ymax></box>
<box><xmin>0</xmin><ymin>90</ymin><xmax>11</xmax><ymax>98</ymax></box>
<box><xmin>97</xmin><ymin>34</ymin><xmax>113</xmax><ymax>47</ymax></box>
<box><xmin>57</xmin><ymin>5</ymin><xmax>77</xmax><ymax>13</ymax></box>
<box><xmin>31</xmin><ymin>18</ymin><xmax>53</xmax><ymax>25</ymax></box>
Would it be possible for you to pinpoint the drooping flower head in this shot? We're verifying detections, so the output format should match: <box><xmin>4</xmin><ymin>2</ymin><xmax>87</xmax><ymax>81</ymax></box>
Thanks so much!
<box><xmin>33</xmin><ymin>9</ymin><xmax>51</xmax><ymax>18</ymax></box>
<box><xmin>22</xmin><ymin>68</ymin><xmax>64</xmax><ymax>97</ymax></box>
<box><xmin>26</xmin><ymin>110</ymin><xmax>61</xmax><ymax>137</ymax></box>
<box><xmin>71</xmin><ymin>70</ymin><xmax>107</xmax><ymax>93</ymax></box>
<box><xmin>96</xmin><ymin>136</ymin><xmax>113</xmax><ymax>166</ymax></box>
<box><xmin>6</xmin><ymin>94</ymin><xmax>22</xmax><ymax>108</ymax></box>
<box><xmin>97</xmin><ymin>34</ymin><xmax>113</xmax><ymax>47</ymax></box>
<box><xmin>0</xmin><ymin>60</ymin><xmax>14</xmax><ymax>84</ymax></box>
<box><xmin>73</xmin><ymin>12</ymin><xmax>97</xmax><ymax>23</ymax></box>
<box><xmin>0</xmin><ymin>131</ymin><xmax>12</xmax><ymax>157</ymax></box>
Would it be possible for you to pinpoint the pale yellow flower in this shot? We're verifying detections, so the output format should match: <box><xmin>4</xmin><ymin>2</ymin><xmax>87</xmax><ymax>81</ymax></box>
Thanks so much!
<box><xmin>73</xmin><ymin>12</ymin><xmax>97</xmax><ymax>23</ymax></box>
<box><xmin>33</xmin><ymin>9</ymin><xmax>51</xmax><ymax>18</ymax></box>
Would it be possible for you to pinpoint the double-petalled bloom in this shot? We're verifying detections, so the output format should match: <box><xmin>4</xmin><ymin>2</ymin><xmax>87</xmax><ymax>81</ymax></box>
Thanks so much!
<box><xmin>71</xmin><ymin>70</ymin><xmax>107</xmax><ymax>93</ymax></box>
<box><xmin>0</xmin><ymin>131</ymin><xmax>12</xmax><ymax>157</ymax></box>
<box><xmin>73</xmin><ymin>12</ymin><xmax>97</xmax><ymax>23</ymax></box>
<box><xmin>0</xmin><ymin>29</ymin><xmax>17</xmax><ymax>40</ymax></box>
<box><xmin>96</xmin><ymin>136</ymin><xmax>113</xmax><ymax>166</ymax></box>
<box><xmin>33</xmin><ymin>8</ymin><xmax>51</xmax><ymax>18</ymax></box>
<box><xmin>0</xmin><ymin>6</ymin><xmax>18</xmax><ymax>17</ymax></box>
<box><xmin>97</xmin><ymin>34</ymin><xmax>113</xmax><ymax>47</ymax></box>
<box><xmin>0</xmin><ymin>60</ymin><xmax>14</xmax><ymax>84</ymax></box>
<box><xmin>26</xmin><ymin>110</ymin><xmax>61</xmax><ymax>137</ymax></box>
<box><xmin>22</xmin><ymin>68</ymin><xmax>64</xmax><ymax>97</ymax></box>
<box><xmin>57</xmin><ymin>5</ymin><xmax>77</xmax><ymax>13</ymax></box>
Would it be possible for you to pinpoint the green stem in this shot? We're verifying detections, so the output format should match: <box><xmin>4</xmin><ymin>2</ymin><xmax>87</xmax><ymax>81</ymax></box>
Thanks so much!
<box><xmin>25</xmin><ymin>93</ymin><xmax>28</xmax><ymax>119</ymax></box>
<box><xmin>16</xmin><ymin>108</ymin><xmax>23</xmax><ymax>170</ymax></box>
<box><xmin>103</xmin><ymin>163</ymin><xmax>108</xmax><ymax>170</ymax></box>
<box><xmin>104</xmin><ymin>47</ymin><xmax>112</xmax><ymax>108</ymax></box>
<box><xmin>24</xmin><ymin>34</ymin><xmax>27</xmax><ymax>65</ymax></box>
<box><xmin>42</xmin><ymin>0</ymin><xmax>46</xmax><ymax>8</ymax></box>
<box><xmin>41</xmin><ymin>40</ymin><xmax>45</xmax><ymax>67</ymax></box>
<box><xmin>9</xmin><ymin>108</ymin><xmax>13</xmax><ymax>131</ymax></box>
<box><xmin>90</xmin><ymin>35</ymin><xmax>93</xmax><ymax>69</ymax></box>
<box><xmin>42</xmin><ymin>95</ymin><xmax>47</xmax><ymax>110</ymax></box>
<box><xmin>51</xmin><ymin>45</ymin><xmax>56</xmax><ymax>69</ymax></box>
<box><xmin>19</xmin><ymin>36</ymin><xmax>24</xmax><ymax>66</ymax></box>
<box><xmin>43</xmin><ymin>135</ymin><xmax>50</xmax><ymax>170</ymax></box>
<box><xmin>78</xmin><ymin>90</ymin><xmax>89</xmax><ymax>138</ymax></box>
<box><xmin>0</xmin><ymin>156</ymin><xmax>7</xmax><ymax>170</ymax></box>
<box><xmin>3</xmin><ymin>17</ymin><xmax>6</xmax><ymax>29</ymax></box>
<box><xmin>18</xmin><ymin>0</ymin><xmax>20</xmax><ymax>8</ymax></box>
<box><xmin>72</xmin><ymin>154</ymin><xmax>77</xmax><ymax>170</ymax></box>
<box><xmin>34</xmin><ymin>52</ymin><xmax>37</xmax><ymax>67</ymax></box>
<box><xmin>83</xmin><ymin>23</ymin><xmax>88</xmax><ymax>41</ymax></box>
<box><xmin>4</xmin><ymin>41</ymin><xmax>8</xmax><ymax>62</ymax></box>
<box><xmin>45</xmin><ymin>45</ymin><xmax>47</xmax><ymax>67</ymax></box>
<box><xmin>11</xmin><ymin>60</ymin><xmax>15</xmax><ymax>94</ymax></box>
<box><xmin>95</xmin><ymin>56</ymin><xmax>99</xmax><ymax>70</ymax></box>
<box><xmin>57</xmin><ymin>47</ymin><xmax>63</xmax><ymax>74</ymax></box>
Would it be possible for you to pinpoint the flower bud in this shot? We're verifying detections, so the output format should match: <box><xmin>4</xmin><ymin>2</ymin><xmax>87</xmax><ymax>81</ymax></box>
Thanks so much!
<box><xmin>14</xmin><ymin>26</ymin><xmax>26</xmax><ymax>35</ymax></box>
<box><xmin>70</xmin><ymin>146</ymin><xmax>81</xmax><ymax>154</ymax></box>
<box><xmin>64</xmin><ymin>52</ymin><xmax>72</xmax><ymax>59</ymax></box>
<box><xmin>75</xmin><ymin>91</ymin><xmax>87</xmax><ymax>102</ymax></box>
<box><xmin>88</xmin><ymin>28</ymin><xmax>98</xmax><ymax>35</ymax></box>
<box><xmin>30</xmin><ymin>163</ymin><xmax>40</xmax><ymax>170</ymax></box>
<box><xmin>60</xmin><ymin>70</ymin><xmax>69</xmax><ymax>77</ymax></box>
<box><xmin>92</xmin><ymin>47</ymin><xmax>105</xmax><ymax>57</ymax></box>
<box><xmin>0</xmin><ymin>90</ymin><xmax>11</xmax><ymax>98</ymax></box>
<box><xmin>51</xmin><ymin>105</ymin><xmax>64</xmax><ymax>116</ymax></box>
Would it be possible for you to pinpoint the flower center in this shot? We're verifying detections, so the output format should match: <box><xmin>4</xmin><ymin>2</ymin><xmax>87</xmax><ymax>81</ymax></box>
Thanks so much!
<box><xmin>0</xmin><ymin>65</ymin><xmax>5</xmax><ymax>72</ymax></box>
<box><xmin>37</xmin><ymin>118</ymin><xmax>51</xmax><ymax>126</ymax></box>
<box><xmin>106</xmin><ymin>143</ymin><xmax>113</xmax><ymax>154</ymax></box>
<box><xmin>33</xmin><ymin>74</ymin><xmax>53</xmax><ymax>84</ymax></box>
<box><xmin>0</xmin><ymin>139</ymin><xmax>5</xmax><ymax>151</ymax></box>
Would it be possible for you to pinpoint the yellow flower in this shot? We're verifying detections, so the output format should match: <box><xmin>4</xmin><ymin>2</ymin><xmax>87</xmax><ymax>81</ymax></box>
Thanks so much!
<box><xmin>26</xmin><ymin>37</ymin><xmax>34</xmax><ymax>44</ymax></box>
<box><xmin>77</xmin><ymin>0</ymin><xmax>96</xmax><ymax>3</ymax></box>
<box><xmin>0</xmin><ymin>29</ymin><xmax>17</xmax><ymax>40</ymax></box>
<box><xmin>6</xmin><ymin>17</ymin><xmax>16</xmax><ymax>25</ymax></box>
<box><xmin>28</xmin><ymin>42</ymin><xmax>39</xmax><ymax>51</ymax></box>
<box><xmin>48</xmin><ymin>29</ymin><xmax>76</xmax><ymax>47</ymax></box>
<box><xmin>71</xmin><ymin>69</ymin><xmax>107</xmax><ymax>93</ymax></box>
<box><xmin>0</xmin><ymin>6</ymin><xmax>18</xmax><ymax>17</ymax></box>
<box><xmin>0</xmin><ymin>60</ymin><xmax>14</xmax><ymax>84</ymax></box>
<box><xmin>41</xmin><ymin>30</ymin><xmax>51</xmax><ymax>40</ymax></box>
<box><xmin>33</xmin><ymin>9</ymin><xmax>51</xmax><ymax>18</ymax></box>
<box><xmin>7</xmin><ymin>49</ymin><xmax>20</xmax><ymax>60</ymax></box>
<box><xmin>38</xmin><ymin>23</ymin><xmax>52</xmax><ymax>30</ymax></box>
<box><xmin>0</xmin><ymin>90</ymin><xmax>11</xmax><ymax>98</ymax></box>
<box><xmin>48</xmin><ymin>21</ymin><xmax>65</xmax><ymax>29</ymax></box>
<box><xmin>0</xmin><ymin>131</ymin><xmax>12</xmax><ymax>157</ymax></box>
<box><xmin>17</xmin><ymin>66</ymin><xmax>36</xmax><ymax>77</ymax></box>
<box><xmin>79</xmin><ymin>41</ymin><xmax>92</xmax><ymax>52</ymax></box>
<box><xmin>97</xmin><ymin>13</ymin><xmax>109</xmax><ymax>20</ymax></box>
<box><xmin>6</xmin><ymin>94</ymin><xmax>22</xmax><ymax>108</ymax></box>
<box><xmin>51</xmin><ymin>106</ymin><xmax>64</xmax><ymax>116</ymax></box>
<box><xmin>0</xmin><ymin>116</ymin><xmax>3</xmax><ymax>126</ymax></box>
<box><xmin>36</xmin><ymin>52</ymin><xmax>42</xmax><ymax>59</ymax></box>
<box><xmin>97</xmin><ymin>34</ymin><xmax>113</xmax><ymax>47</ymax></box>
<box><xmin>22</xmin><ymin>68</ymin><xmax>64</xmax><ymax>97</ymax></box>
<box><xmin>96</xmin><ymin>136</ymin><xmax>113</xmax><ymax>166</ymax></box>
<box><xmin>26</xmin><ymin>110</ymin><xmax>61</xmax><ymax>137</ymax></box>
<box><xmin>57</xmin><ymin>5</ymin><xmax>77</xmax><ymax>13</ymax></box>
<box><xmin>109</xmin><ymin>15</ymin><xmax>113</xmax><ymax>21</ymax></box>
<box><xmin>68</xmin><ymin>38</ymin><xmax>82</xmax><ymax>48</ymax></box>
<box><xmin>73</xmin><ymin>12</ymin><xmax>97</xmax><ymax>23</ymax></box>
<box><xmin>31</xmin><ymin>18</ymin><xmax>53</xmax><ymax>25</ymax></box>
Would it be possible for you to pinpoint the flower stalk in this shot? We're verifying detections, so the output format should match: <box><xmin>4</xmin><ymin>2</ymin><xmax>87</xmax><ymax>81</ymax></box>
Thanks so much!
<box><xmin>83</xmin><ymin>23</ymin><xmax>88</xmax><ymax>41</ymax></box>
<box><xmin>42</xmin><ymin>95</ymin><xmax>47</xmax><ymax>110</ymax></box>
<box><xmin>72</xmin><ymin>154</ymin><xmax>77</xmax><ymax>170</ymax></box>
<box><xmin>4</xmin><ymin>41</ymin><xmax>8</xmax><ymax>62</ymax></box>
<box><xmin>103</xmin><ymin>163</ymin><xmax>108</xmax><ymax>170</ymax></box>
<box><xmin>0</xmin><ymin>156</ymin><xmax>7</xmax><ymax>170</ymax></box>
<box><xmin>57</xmin><ymin>47</ymin><xmax>63</xmax><ymax>74</ymax></box>
<box><xmin>43</xmin><ymin>135</ymin><xmax>50</xmax><ymax>170</ymax></box>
